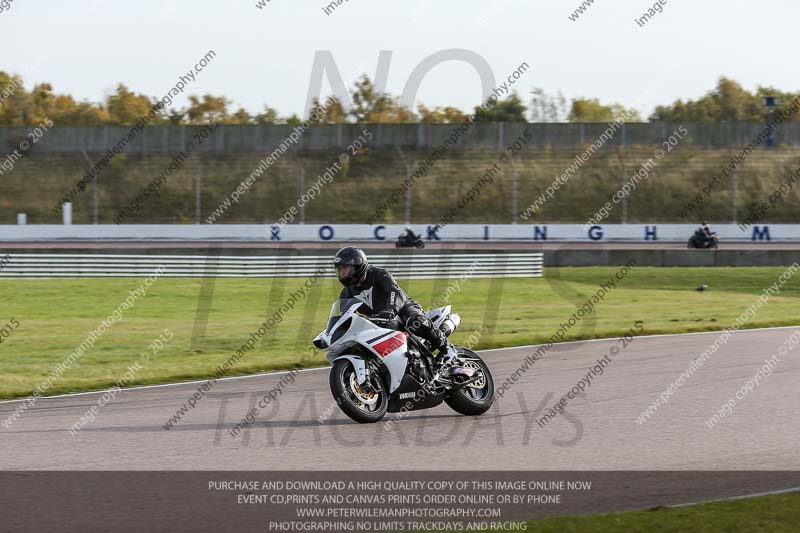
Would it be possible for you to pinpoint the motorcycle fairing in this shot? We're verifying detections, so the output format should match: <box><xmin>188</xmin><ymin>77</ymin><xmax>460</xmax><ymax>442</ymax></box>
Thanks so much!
<box><xmin>317</xmin><ymin>299</ymin><xmax>409</xmax><ymax>393</ymax></box>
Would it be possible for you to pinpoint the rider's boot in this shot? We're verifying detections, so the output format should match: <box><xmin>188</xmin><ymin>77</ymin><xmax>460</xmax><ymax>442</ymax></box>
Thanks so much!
<box><xmin>435</xmin><ymin>342</ymin><xmax>474</xmax><ymax>378</ymax></box>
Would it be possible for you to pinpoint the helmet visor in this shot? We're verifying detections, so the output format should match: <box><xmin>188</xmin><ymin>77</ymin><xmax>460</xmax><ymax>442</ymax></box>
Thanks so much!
<box><xmin>335</xmin><ymin>264</ymin><xmax>352</xmax><ymax>282</ymax></box>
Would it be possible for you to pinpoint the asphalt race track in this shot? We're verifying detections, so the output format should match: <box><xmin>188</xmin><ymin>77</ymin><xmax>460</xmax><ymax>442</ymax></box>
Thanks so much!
<box><xmin>3</xmin><ymin>327</ymin><xmax>799</xmax><ymax>476</ymax></box>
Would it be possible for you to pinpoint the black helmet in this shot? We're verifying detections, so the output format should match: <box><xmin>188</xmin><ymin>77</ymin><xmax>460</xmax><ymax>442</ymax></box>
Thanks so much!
<box><xmin>333</xmin><ymin>247</ymin><xmax>368</xmax><ymax>287</ymax></box>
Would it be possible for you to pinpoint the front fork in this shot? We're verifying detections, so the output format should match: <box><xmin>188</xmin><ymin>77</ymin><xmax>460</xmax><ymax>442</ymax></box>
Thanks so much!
<box><xmin>331</xmin><ymin>354</ymin><xmax>386</xmax><ymax>394</ymax></box>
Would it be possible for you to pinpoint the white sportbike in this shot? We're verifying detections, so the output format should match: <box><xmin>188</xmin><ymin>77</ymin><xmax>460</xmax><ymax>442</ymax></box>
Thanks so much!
<box><xmin>313</xmin><ymin>298</ymin><xmax>494</xmax><ymax>423</ymax></box>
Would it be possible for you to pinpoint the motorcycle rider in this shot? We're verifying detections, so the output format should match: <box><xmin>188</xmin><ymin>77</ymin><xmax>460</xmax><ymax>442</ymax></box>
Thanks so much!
<box><xmin>700</xmin><ymin>221</ymin><xmax>718</xmax><ymax>245</ymax></box>
<box><xmin>333</xmin><ymin>246</ymin><xmax>458</xmax><ymax>373</ymax></box>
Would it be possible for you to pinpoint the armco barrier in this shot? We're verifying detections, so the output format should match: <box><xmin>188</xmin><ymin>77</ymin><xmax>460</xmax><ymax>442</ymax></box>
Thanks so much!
<box><xmin>0</xmin><ymin>253</ymin><xmax>543</xmax><ymax>279</ymax></box>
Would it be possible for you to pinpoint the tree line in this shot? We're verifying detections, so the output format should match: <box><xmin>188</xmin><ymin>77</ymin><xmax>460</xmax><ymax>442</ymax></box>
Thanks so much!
<box><xmin>0</xmin><ymin>71</ymin><xmax>796</xmax><ymax>126</ymax></box>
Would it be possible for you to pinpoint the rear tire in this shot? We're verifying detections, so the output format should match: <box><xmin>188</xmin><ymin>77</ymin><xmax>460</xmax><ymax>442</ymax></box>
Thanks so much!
<box><xmin>329</xmin><ymin>359</ymin><xmax>388</xmax><ymax>423</ymax></box>
<box><xmin>445</xmin><ymin>349</ymin><xmax>494</xmax><ymax>416</ymax></box>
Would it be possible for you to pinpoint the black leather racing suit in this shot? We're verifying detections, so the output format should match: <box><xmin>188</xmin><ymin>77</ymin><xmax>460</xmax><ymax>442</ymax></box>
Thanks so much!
<box><xmin>338</xmin><ymin>265</ymin><xmax>447</xmax><ymax>351</ymax></box>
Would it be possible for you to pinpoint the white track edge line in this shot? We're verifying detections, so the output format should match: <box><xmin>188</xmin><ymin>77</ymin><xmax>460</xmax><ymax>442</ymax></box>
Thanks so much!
<box><xmin>667</xmin><ymin>485</ymin><xmax>800</xmax><ymax>508</ymax></box>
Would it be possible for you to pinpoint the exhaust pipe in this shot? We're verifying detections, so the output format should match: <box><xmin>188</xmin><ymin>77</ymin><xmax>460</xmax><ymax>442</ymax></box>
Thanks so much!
<box><xmin>440</xmin><ymin>313</ymin><xmax>461</xmax><ymax>336</ymax></box>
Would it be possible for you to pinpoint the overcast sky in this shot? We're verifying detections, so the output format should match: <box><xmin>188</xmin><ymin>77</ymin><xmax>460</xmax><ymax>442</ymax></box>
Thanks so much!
<box><xmin>2</xmin><ymin>0</ymin><xmax>798</xmax><ymax>119</ymax></box>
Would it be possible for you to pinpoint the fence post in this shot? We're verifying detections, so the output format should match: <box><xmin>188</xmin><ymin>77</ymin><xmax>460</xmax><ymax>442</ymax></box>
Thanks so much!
<box><xmin>510</xmin><ymin>161</ymin><xmax>518</xmax><ymax>224</ymax></box>
<box><xmin>79</xmin><ymin>148</ymin><xmax>99</xmax><ymax>224</ymax></box>
<box><xmin>618</xmin><ymin>149</ymin><xmax>627</xmax><ymax>224</ymax></box>
<box><xmin>731</xmin><ymin>167</ymin><xmax>737</xmax><ymax>224</ymax></box>
<box><xmin>396</xmin><ymin>146</ymin><xmax>412</xmax><ymax>224</ymax></box>
<box><xmin>498</xmin><ymin>122</ymin><xmax>505</xmax><ymax>150</ymax></box>
<box><xmin>195</xmin><ymin>158</ymin><xmax>202</xmax><ymax>224</ymax></box>
<box><xmin>297</xmin><ymin>160</ymin><xmax>306</xmax><ymax>224</ymax></box>
<box><xmin>93</xmin><ymin>172</ymin><xmax>98</xmax><ymax>224</ymax></box>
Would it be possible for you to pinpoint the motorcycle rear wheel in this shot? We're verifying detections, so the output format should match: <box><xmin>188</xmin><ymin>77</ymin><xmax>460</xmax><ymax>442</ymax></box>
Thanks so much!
<box><xmin>329</xmin><ymin>359</ymin><xmax>388</xmax><ymax>423</ymax></box>
<box><xmin>445</xmin><ymin>349</ymin><xmax>494</xmax><ymax>416</ymax></box>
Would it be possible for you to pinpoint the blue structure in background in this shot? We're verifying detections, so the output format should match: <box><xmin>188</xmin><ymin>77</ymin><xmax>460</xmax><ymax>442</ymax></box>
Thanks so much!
<box><xmin>764</xmin><ymin>96</ymin><xmax>778</xmax><ymax>149</ymax></box>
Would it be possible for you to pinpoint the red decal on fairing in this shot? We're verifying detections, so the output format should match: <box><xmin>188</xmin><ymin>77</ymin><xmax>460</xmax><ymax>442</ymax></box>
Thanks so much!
<box><xmin>372</xmin><ymin>333</ymin><xmax>407</xmax><ymax>357</ymax></box>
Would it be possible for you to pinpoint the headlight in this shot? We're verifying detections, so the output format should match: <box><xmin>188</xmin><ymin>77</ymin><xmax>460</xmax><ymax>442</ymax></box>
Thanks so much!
<box><xmin>313</xmin><ymin>338</ymin><xmax>328</xmax><ymax>350</ymax></box>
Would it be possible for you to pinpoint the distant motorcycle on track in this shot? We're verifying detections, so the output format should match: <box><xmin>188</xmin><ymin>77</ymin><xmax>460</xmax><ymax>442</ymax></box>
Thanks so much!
<box><xmin>687</xmin><ymin>228</ymin><xmax>719</xmax><ymax>249</ymax></box>
<box><xmin>395</xmin><ymin>228</ymin><xmax>425</xmax><ymax>248</ymax></box>
<box><xmin>313</xmin><ymin>299</ymin><xmax>493</xmax><ymax>423</ymax></box>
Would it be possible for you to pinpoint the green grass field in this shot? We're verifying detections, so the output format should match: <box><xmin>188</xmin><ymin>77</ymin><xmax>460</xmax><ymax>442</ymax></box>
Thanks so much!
<box><xmin>470</xmin><ymin>492</ymin><xmax>800</xmax><ymax>532</ymax></box>
<box><xmin>0</xmin><ymin>267</ymin><xmax>798</xmax><ymax>399</ymax></box>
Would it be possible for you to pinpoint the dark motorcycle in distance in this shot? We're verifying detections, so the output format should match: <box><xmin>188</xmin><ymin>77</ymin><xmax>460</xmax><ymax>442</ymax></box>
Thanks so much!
<box><xmin>688</xmin><ymin>229</ymin><xmax>719</xmax><ymax>249</ymax></box>
<box><xmin>396</xmin><ymin>231</ymin><xmax>425</xmax><ymax>249</ymax></box>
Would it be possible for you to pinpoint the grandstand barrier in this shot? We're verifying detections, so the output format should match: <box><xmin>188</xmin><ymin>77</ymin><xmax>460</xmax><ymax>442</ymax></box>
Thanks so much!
<box><xmin>0</xmin><ymin>253</ymin><xmax>544</xmax><ymax>279</ymax></box>
<box><xmin>0</xmin><ymin>224</ymin><xmax>796</xmax><ymax>242</ymax></box>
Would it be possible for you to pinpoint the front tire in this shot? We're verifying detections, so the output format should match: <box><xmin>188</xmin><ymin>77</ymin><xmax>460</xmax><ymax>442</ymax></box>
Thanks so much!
<box><xmin>445</xmin><ymin>348</ymin><xmax>494</xmax><ymax>416</ymax></box>
<box><xmin>329</xmin><ymin>359</ymin><xmax>388</xmax><ymax>423</ymax></box>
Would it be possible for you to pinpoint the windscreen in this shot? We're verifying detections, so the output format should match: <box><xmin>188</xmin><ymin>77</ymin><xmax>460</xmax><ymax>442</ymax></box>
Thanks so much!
<box><xmin>326</xmin><ymin>298</ymin><xmax>362</xmax><ymax>334</ymax></box>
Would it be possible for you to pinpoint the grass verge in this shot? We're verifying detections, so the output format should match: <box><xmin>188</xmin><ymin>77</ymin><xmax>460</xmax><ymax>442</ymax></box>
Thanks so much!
<box><xmin>502</xmin><ymin>491</ymin><xmax>800</xmax><ymax>532</ymax></box>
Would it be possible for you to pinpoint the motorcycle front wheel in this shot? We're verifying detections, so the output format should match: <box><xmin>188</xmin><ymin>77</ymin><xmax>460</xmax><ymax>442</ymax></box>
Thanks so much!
<box><xmin>329</xmin><ymin>359</ymin><xmax>388</xmax><ymax>423</ymax></box>
<box><xmin>445</xmin><ymin>348</ymin><xmax>494</xmax><ymax>416</ymax></box>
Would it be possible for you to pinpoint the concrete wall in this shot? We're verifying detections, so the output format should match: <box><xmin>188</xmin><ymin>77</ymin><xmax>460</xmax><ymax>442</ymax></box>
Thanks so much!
<box><xmin>0</xmin><ymin>223</ymin><xmax>796</xmax><ymax>243</ymax></box>
<box><xmin>545</xmin><ymin>249</ymin><xmax>800</xmax><ymax>267</ymax></box>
